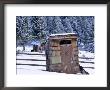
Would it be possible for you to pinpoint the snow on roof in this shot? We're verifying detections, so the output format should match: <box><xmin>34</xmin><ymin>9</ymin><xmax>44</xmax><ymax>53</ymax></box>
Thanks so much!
<box><xmin>50</xmin><ymin>33</ymin><xmax>77</xmax><ymax>36</ymax></box>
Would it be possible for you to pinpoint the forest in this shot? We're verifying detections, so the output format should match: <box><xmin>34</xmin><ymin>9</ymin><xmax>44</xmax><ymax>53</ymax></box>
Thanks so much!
<box><xmin>16</xmin><ymin>16</ymin><xmax>94</xmax><ymax>53</ymax></box>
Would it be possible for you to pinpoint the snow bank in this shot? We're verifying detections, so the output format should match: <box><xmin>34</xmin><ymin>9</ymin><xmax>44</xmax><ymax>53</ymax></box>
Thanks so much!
<box><xmin>25</xmin><ymin>46</ymin><xmax>33</xmax><ymax>51</ymax></box>
<box><xmin>16</xmin><ymin>46</ymin><xmax>33</xmax><ymax>52</ymax></box>
<box><xmin>16</xmin><ymin>46</ymin><xmax>23</xmax><ymax>51</ymax></box>
<box><xmin>84</xmin><ymin>68</ymin><xmax>95</xmax><ymax>75</ymax></box>
<box><xmin>17</xmin><ymin>54</ymin><xmax>46</xmax><ymax>60</ymax></box>
<box><xmin>17</xmin><ymin>65</ymin><xmax>46</xmax><ymax>71</ymax></box>
<box><xmin>17</xmin><ymin>65</ymin><xmax>82</xmax><ymax>75</ymax></box>
<box><xmin>17</xmin><ymin>60</ymin><xmax>46</xmax><ymax>65</ymax></box>
<box><xmin>79</xmin><ymin>51</ymin><xmax>95</xmax><ymax>58</ymax></box>
<box><xmin>79</xmin><ymin>63</ymin><xmax>94</xmax><ymax>68</ymax></box>
<box><xmin>23</xmin><ymin>51</ymin><xmax>45</xmax><ymax>54</ymax></box>
<box><xmin>78</xmin><ymin>51</ymin><xmax>95</xmax><ymax>75</ymax></box>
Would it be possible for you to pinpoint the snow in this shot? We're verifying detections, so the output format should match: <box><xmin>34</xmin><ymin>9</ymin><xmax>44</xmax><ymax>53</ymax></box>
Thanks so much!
<box><xmin>16</xmin><ymin>46</ymin><xmax>95</xmax><ymax>75</ymax></box>
<box><xmin>16</xmin><ymin>46</ymin><xmax>33</xmax><ymax>52</ymax></box>
<box><xmin>17</xmin><ymin>65</ymin><xmax>46</xmax><ymax>71</ymax></box>
<box><xmin>17</xmin><ymin>69</ymin><xmax>52</xmax><ymax>74</ymax></box>
<box><xmin>78</xmin><ymin>50</ymin><xmax>95</xmax><ymax>74</ymax></box>
<box><xmin>50</xmin><ymin>33</ymin><xmax>77</xmax><ymax>36</ymax></box>
<box><xmin>79</xmin><ymin>63</ymin><xmax>94</xmax><ymax>68</ymax></box>
<box><xmin>84</xmin><ymin>68</ymin><xmax>95</xmax><ymax>75</ymax></box>
<box><xmin>17</xmin><ymin>60</ymin><xmax>46</xmax><ymax>65</ymax></box>
<box><xmin>17</xmin><ymin>54</ymin><xmax>46</xmax><ymax>60</ymax></box>
<box><xmin>78</xmin><ymin>50</ymin><xmax>95</xmax><ymax>58</ymax></box>
<box><xmin>79</xmin><ymin>58</ymin><xmax>94</xmax><ymax>62</ymax></box>
<box><xmin>17</xmin><ymin>65</ymin><xmax>82</xmax><ymax>75</ymax></box>
<box><xmin>31</xmin><ymin>41</ymin><xmax>40</xmax><ymax>46</ymax></box>
<box><xmin>17</xmin><ymin>68</ymin><xmax>71</xmax><ymax>75</ymax></box>
<box><xmin>22</xmin><ymin>51</ymin><xmax>45</xmax><ymax>54</ymax></box>
<box><xmin>17</xmin><ymin>65</ymin><xmax>67</xmax><ymax>75</ymax></box>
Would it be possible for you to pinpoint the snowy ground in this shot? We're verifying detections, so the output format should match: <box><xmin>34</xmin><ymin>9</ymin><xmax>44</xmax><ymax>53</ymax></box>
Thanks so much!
<box><xmin>78</xmin><ymin>51</ymin><xmax>95</xmax><ymax>74</ymax></box>
<box><xmin>16</xmin><ymin>46</ymin><xmax>95</xmax><ymax>75</ymax></box>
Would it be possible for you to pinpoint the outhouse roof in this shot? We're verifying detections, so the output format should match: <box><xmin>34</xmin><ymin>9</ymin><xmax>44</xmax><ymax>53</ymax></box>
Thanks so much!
<box><xmin>49</xmin><ymin>33</ymin><xmax>77</xmax><ymax>39</ymax></box>
<box><xmin>50</xmin><ymin>33</ymin><xmax>77</xmax><ymax>36</ymax></box>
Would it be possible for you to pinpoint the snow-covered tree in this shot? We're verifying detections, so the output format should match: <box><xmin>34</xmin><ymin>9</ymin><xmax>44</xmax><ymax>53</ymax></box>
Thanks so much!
<box><xmin>16</xmin><ymin>16</ymin><xmax>33</xmax><ymax>50</ymax></box>
<box><xmin>46</xmin><ymin>16</ymin><xmax>56</xmax><ymax>34</ymax></box>
<box><xmin>63</xmin><ymin>17</ymin><xmax>73</xmax><ymax>33</ymax></box>
<box><xmin>16</xmin><ymin>16</ymin><xmax>94</xmax><ymax>52</ymax></box>
<box><xmin>70</xmin><ymin>16</ymin><xmax>94</xmax><ymax>52</ymax></box>
<box><xmin>54</xmin><ymin>16</ymin><xmax>64</xmax><ymax>33</ymax></box>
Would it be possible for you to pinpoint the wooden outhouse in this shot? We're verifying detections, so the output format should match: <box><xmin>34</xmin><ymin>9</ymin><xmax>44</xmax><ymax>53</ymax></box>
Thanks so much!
<box><xmin>46</xmin><ymin>33</ymin><xmax>80</xmax><ymax>74</ymax></box>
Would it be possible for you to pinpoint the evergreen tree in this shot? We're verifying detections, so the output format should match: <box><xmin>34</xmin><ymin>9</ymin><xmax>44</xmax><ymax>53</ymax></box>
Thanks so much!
<box><xmin>16</xmin><ymin>16</ymin><xmax>33</xmax><ymax>50</ymax></box>
<box><xmin>16</xmin><ymin>16</ymin><xmax>94</xmax><ymax>52</ymax></box>
<box><xmin>63</xmin><ymin>17</ymin><xmax>73</xmax><ymax>33</ymax></box>
<box><xmin>54</xmin><ymin>16</ymin><xmax>64</xmax><ymax>33</ymax></box>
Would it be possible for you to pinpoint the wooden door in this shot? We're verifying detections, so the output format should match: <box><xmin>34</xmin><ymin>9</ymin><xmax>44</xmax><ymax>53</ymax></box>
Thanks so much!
<box><xmin>60</xmin><ymin>44</ymin><xmax>73</xmax><ymax>73</ymax></box>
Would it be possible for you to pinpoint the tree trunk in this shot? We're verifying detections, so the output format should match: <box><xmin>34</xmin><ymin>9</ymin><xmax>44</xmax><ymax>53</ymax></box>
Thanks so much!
<box><xmin>23</xmin><ymin>45</ymin><xmax>25</xmax><ymax>51</ymax></box>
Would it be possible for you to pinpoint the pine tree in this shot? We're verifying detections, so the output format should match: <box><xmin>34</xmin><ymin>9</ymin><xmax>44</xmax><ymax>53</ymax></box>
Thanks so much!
<box><xmin>54</xmin><ymin>16</ymin><xmax>64</xmax><ymax>33</ymax></box>
<box><xmin>16</xmin><ymin>16</ymin><xmax>33</xmax><ymax>50</ymax></box>
<box><xmin>16</xmin><ymin>16</ymin><xmax>94</xmax><ymax>53</ymax></box>
<box><xmin>63</xmin><ymin>17</ymin><xmax>73</xmax><ymax>33</ymax></box>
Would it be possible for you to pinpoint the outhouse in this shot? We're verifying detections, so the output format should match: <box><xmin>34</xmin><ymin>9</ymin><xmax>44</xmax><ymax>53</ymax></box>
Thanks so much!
<box><xmin>46</xmin><ymin>33</ymin><xmax>80</xmax><ymax>74</ymax></box>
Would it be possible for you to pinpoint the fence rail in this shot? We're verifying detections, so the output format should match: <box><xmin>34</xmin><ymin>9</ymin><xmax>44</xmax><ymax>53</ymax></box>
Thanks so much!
<box><xmin>16</xmin><ymin>59</ymin><xmax>46</xmax><ymax>61</ymax></box>
<box><xmin>83</xmin><ymin>67</ymin><xmax>94</xmax><ymax>69</ymax></box>
<box><xmin>16</xmin><ymin>53</ymin><xmax>95</xmax><ymax>71</ymax></box>
<box><xmin>17</xmin><ymin>53</ymin><xmax>45</xmax><ymax>55</ymax></box>
<box><xmin>79</xmin><ymin>57</ymin><xmax>94</xmax><ymax>59</ymax></box>
<box><xmin>16</xmin><ymin>63</ymin><xmax>46</xmax><ymax>66</ymax></box>
<box><xmin>79</xmin><ymin>61</ymin><xmax>94</xmax><ymax>64</ymax></box>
